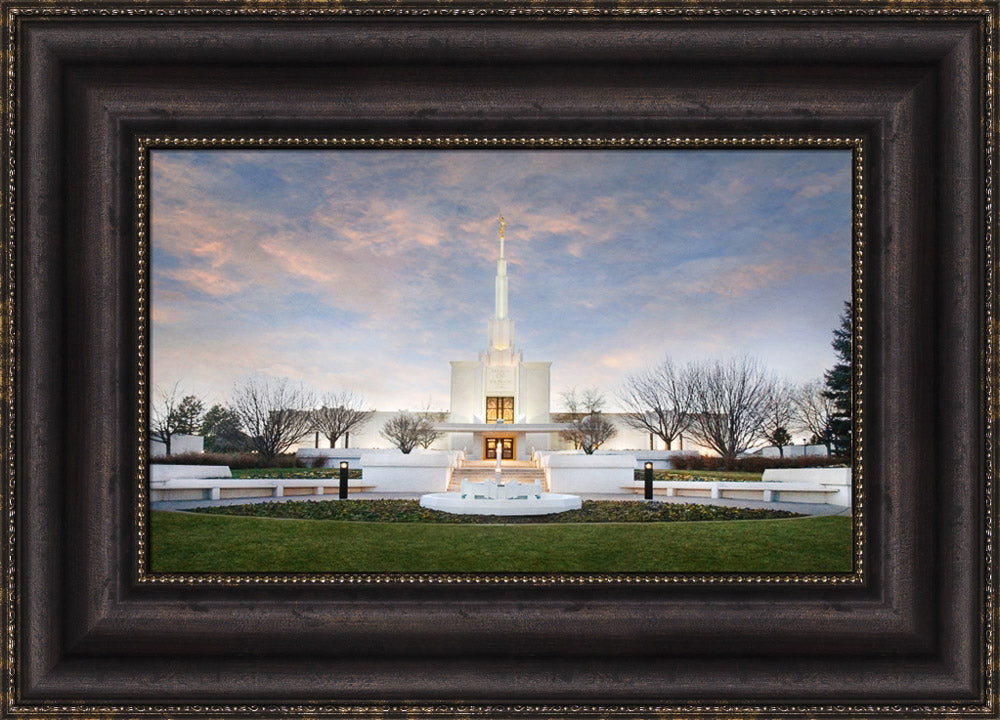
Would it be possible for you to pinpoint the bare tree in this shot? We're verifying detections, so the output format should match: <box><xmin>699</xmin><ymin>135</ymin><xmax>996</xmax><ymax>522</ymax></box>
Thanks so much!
<box><xmin>795</xmin><ymin>379</ymin><xmax>839</xmax><ymax>454</ymax></box>
<box><xmin>557</xmin><ymin>387</ymin><xmax>618</xmax><ymax>454</ymax></box>
<box><xmin>312</xmin><ymin>391</ymin><xmax>373</xmax><ymax>448</ymax></box>
<box><xmin>579</xmin><ymin>387</ymin><xmax>607</xmax><ymax>414</ymax></box>
<box><xmin>566</xmin><ymin>413</ymin><xmax>618</xmax><ymax>454</ymax></box>
<box><xmin>150</xmin><ymin>382</ymin><xmax>203</xmax><ymax>455</ymax></box>
<box><xmin>618</xmin><ymin>357</ymin><xmax>695</xmax><ymax>450</ymax></box>
<box><xmin>416</xmin><ymin>404</ymin><xmax>447</xmax><ymax>449</ymax></box>
<box><xmin>760</xmin><ymin>379</ymin><xmax>797</xmax><ymax>457</ymax></box>
<box><xmin>380</xmin><ymin>412</ymin><xmax>432</xmax><ymax>454</ymax></box>
<box><xmin>686</xmin><ymin>356</ymin><xmax>773</xmax><ymax>467</ymax></box>
<box><xmin>559</xmin><ymin>387</ymin><xmax>606</xmax><ymax>415</ymax></box>
<box><xmin>230</xmin><ymin>375</ymin><xmax>316</xmax><ymax>460</ymax></box>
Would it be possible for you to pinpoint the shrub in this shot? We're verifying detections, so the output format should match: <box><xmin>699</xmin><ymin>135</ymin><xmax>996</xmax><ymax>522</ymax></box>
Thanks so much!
<box><xmin>670</xmin><ymin>453</ymin><xmax>848</xmax><ymax>472</ymax></box>
<box><xmin>308</xmin><ymin>455</ymin><xmax>329</xmax><ymax>469</ymax></box>
<box><xmin>150</xmin><ymin>452</ymin><xmax>298</xmax><ymax>469</ymax></box>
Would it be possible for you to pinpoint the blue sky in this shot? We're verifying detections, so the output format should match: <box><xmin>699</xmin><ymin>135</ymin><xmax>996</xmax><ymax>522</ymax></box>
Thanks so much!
<box><xmin>150</xmin><ymin>149</ymin><xmax>852</xmax><ymax>412</ymax></box>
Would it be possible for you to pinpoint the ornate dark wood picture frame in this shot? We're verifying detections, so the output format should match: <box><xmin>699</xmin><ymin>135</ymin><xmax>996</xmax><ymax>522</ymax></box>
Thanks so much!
<box><xmin>3</xmin><ymin>1</ymin><xmax>996</xmax><ymax>716</ymax></box>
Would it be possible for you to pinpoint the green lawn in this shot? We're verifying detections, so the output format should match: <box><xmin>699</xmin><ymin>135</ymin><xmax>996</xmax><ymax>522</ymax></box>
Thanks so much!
<box><xmin>229</xmin><ymin>467</ymin><xmax>362</xmax><ymax>479</ymax></box>
<box><xmin>150</xmin><ymin>511</ymin><xmax>853</xmax><ymax>574</ymax></box>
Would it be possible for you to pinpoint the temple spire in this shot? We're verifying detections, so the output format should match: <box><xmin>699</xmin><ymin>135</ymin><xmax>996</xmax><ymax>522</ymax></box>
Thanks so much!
<box><xmin>487</xmin><ymin>215</ymin><xmax>514</xmax><ymax>352</ymax></box>
<box><xmin>494</xmin><ymin>215</ymin><xmax>508</xmax><ymax>320</ymax></box>
<box><xmin>499</xmin><ymin>215</ymin><xmax>506</xmax><ymax>259</ymax></box>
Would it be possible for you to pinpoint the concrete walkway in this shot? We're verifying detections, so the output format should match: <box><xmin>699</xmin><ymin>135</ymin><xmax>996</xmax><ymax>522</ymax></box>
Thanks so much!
<box><xmin>152</xmin><ymin>491</ymin><xmax>849</xmax><ymax>517</ymax></box>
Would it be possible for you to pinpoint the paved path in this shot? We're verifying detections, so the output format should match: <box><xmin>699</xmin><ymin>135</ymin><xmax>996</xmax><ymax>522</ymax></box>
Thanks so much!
<box><xmin>152</xmin><ymin>491</ymin><xmax>849</xmax><ymax>517</ymax></box>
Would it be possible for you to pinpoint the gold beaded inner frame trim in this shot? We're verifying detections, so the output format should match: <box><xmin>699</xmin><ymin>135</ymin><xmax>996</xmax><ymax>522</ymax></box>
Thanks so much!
<box><xmin>134</xmin><ymin>135</ymin><xmax>867</xmax><ymax>587</ymax></box>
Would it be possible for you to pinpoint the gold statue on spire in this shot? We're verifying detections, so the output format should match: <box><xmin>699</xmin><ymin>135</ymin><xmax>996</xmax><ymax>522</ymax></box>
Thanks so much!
<box><xmin>499</xmin><ymin>215</ymin><xmax>505</xmax><ymax>238</ymax></box>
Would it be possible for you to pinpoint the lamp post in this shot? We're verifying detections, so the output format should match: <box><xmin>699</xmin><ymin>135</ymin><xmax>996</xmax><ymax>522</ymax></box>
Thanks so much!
<box><xmin>339</xmin><ymin>461</ymin><xmax>349</xmax><ymax>500</ymax></box>
<box><xmin>644</xmin><ymin>461</ymin><xmax>654</xmax><ymax>501</ymax></box>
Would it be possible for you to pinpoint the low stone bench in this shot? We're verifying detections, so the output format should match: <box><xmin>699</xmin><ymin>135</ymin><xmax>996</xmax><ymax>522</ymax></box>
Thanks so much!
<box><xmin>150</xmin><ymin>478</ymin><xmax>374</xmax><ymax>502</ymax></box>
<box><xmin>150</xmin><ymin>464</ymin><xmax>232</xmax><ymax>480</ymax></box>
<box><xmin>623</xmin><ymin>480</ymin><xmax>842</xmax><ymax>504</ymax></box>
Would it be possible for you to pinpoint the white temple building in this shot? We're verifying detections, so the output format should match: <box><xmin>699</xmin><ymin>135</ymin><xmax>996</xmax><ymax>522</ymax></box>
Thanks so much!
<box><xmin>436</xmin><ymin>216</ymin><xmax>567</xmax><ymax>460</ymax></box>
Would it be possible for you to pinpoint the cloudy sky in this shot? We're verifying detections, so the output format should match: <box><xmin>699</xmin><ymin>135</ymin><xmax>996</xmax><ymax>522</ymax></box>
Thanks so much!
<box><xmin>151</xmin><ymin>149</ymin><xmax>852</xmax><ymax>412</ymax></box>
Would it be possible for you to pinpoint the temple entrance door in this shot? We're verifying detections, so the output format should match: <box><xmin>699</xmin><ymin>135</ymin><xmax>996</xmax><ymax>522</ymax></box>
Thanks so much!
<box><xmin>484</xmin><ymin>437</ymin><xmax>515</xmax><ymax>460</ymax></box>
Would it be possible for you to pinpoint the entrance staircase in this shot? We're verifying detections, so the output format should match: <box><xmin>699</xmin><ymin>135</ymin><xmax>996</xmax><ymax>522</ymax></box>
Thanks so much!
<box><xmin>448</xmin><ymin>458</ymin><xmax>548</xmax><ymax>492</ymax></box>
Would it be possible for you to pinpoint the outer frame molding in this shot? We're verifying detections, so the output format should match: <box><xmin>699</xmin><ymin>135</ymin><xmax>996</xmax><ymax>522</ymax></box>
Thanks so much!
<box><xmin>3</xmin><ymin>3</ymin><xmax>995</xmax><ymax>716</ymax></box>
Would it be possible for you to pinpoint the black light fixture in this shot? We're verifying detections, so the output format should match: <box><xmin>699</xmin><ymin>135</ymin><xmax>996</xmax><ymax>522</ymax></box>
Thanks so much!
<box><xmin>644</xmin><ymin>462</ymin><xmax>654</xmax><ymax>501</ymax></box>
<box><xmin>339</xmin><ymin>461</ymin><xmax>349</xmax><ymax>499</ymax></box>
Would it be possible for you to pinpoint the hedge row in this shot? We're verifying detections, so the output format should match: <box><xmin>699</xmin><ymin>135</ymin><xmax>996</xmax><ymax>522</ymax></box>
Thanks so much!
<box><xmin>670</xmin><ymin>454</ymin><xmax>848</xmax><ymax>472</ymax></box>
<box><xmin>150</xmin><ymin>452</ymin><xmax>300</xmax><ymax>469</ymax></box>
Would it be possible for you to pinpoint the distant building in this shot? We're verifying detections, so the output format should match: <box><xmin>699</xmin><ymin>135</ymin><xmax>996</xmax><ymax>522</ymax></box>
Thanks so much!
<box><xmin>757</xmin><ymin>444</ymin><xmax>829</xmax><ymax>458</ymax></box>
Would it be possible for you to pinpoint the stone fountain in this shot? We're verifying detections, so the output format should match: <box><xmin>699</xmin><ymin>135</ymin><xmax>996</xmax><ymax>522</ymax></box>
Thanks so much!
<box><xmin>419</xmin><ymin>453</ymin><xmax>581</xmax><ymax>516</ymax></box>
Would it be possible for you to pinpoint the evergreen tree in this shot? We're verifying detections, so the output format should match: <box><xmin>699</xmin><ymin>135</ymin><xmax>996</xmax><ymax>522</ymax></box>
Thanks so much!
<box><xmin>823</xmin><ymin>301</ymin><xmax>852</xmax><ymax>456</ymax></box>
<box><xmin>765</xmin><ymin>426</ymin><xmax>792</xmax><ymax>456</ymax></box>
<box><xmin>200</xmin><ymin>403</ymin><xmax>249</xmax><ymax>452</ymax></box>
<box><xmin>174</xmin><ymin>395</ymin><xmax>205</xmax><ymax>435</ymax></box>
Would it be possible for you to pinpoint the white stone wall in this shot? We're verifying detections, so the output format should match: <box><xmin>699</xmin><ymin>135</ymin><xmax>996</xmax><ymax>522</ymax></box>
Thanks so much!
<box><xmin>762</xmin><ymin>467</ymin><xmax>852</xmax><ymax>507</ymax></box>
<box><xmin>522</xmin><ymin>432</ymin><xmax>552</xmax><ymax>457</ymax></box>
<box><xmin>759</xmin><ymin>444</ymin><xmax>830</xmax><ymax>458</ymax></box>
<box><xmin>449</xmin><ymin>361</ymin><xmax>482</xmax><ymax>423</ymax></box>
<box><xmin>519</xmin><ymin>362</ymin><xmax>552</xmax><ymax>423</ymax></box>
<box><xmin>762</xmin><ymin>467</ymin><xmax>851</xmax><ymax>484</ymax></box>
<box><xmin>447</xmin><ymin>431</ymin><xmax>477</xmax><ymax>456</ymax></box>
<box><xmin>538</xmin><ymin>451</ymin><xmax>636</xmax><ymax>494</ymax></box>
<box><xmin>150</xmin><ymin>433</ymin><xmax>205</xmax><ymax>457</ymax></box>
<box><xmin>360</xmin><ymin>449</ymin><xmax>461</xmax><ymax>493</ymax></box>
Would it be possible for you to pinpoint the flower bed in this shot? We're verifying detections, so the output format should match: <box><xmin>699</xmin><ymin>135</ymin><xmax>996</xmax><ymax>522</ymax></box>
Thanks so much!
<box><xmin>188</xmin><ymin>499</ymin><xmax>800</xmax><ymax>524</ymax></box>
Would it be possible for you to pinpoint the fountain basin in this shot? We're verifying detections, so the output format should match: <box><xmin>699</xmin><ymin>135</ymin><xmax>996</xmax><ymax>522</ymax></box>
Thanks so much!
<box><xmin>419</xmin><ymin>492</ymin><xmax>582</xmax><ymax>516</ymax></box>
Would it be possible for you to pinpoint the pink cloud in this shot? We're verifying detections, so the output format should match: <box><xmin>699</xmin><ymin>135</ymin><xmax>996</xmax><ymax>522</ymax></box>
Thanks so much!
<box><xmin>599</xmin><ymin>350</ymin><xmax>641</xmax><ymax>369</ymax></box>
<box><xmin>190</xmin><ymin>240</ymin><xmax>229</xmax><ymax>268</ymax></box>
<box><xmin>150</xmin><ymin>305</ymin><xmax>182</xmax><ymax>325</ymax></box>
<box><xmin>259</xmin><ymin>240</ymin><xmax>331</xmax><ymax>285</ymax></box>
<box><xmin>163</xmin><ymin>267</ymin><xmax>241</xmax><ymax>297</ymax></box>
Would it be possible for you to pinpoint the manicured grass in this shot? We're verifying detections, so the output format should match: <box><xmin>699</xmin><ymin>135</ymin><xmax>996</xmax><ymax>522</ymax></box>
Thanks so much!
<box><xmin>229</xmin><ymin>467</ymin><xmax>362</xmax><ymax>479</ymax></box>
<box><xmin>150</xmin><ymin>511</ymin><xmax>853</xmax><ymax>573</ymax></box>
